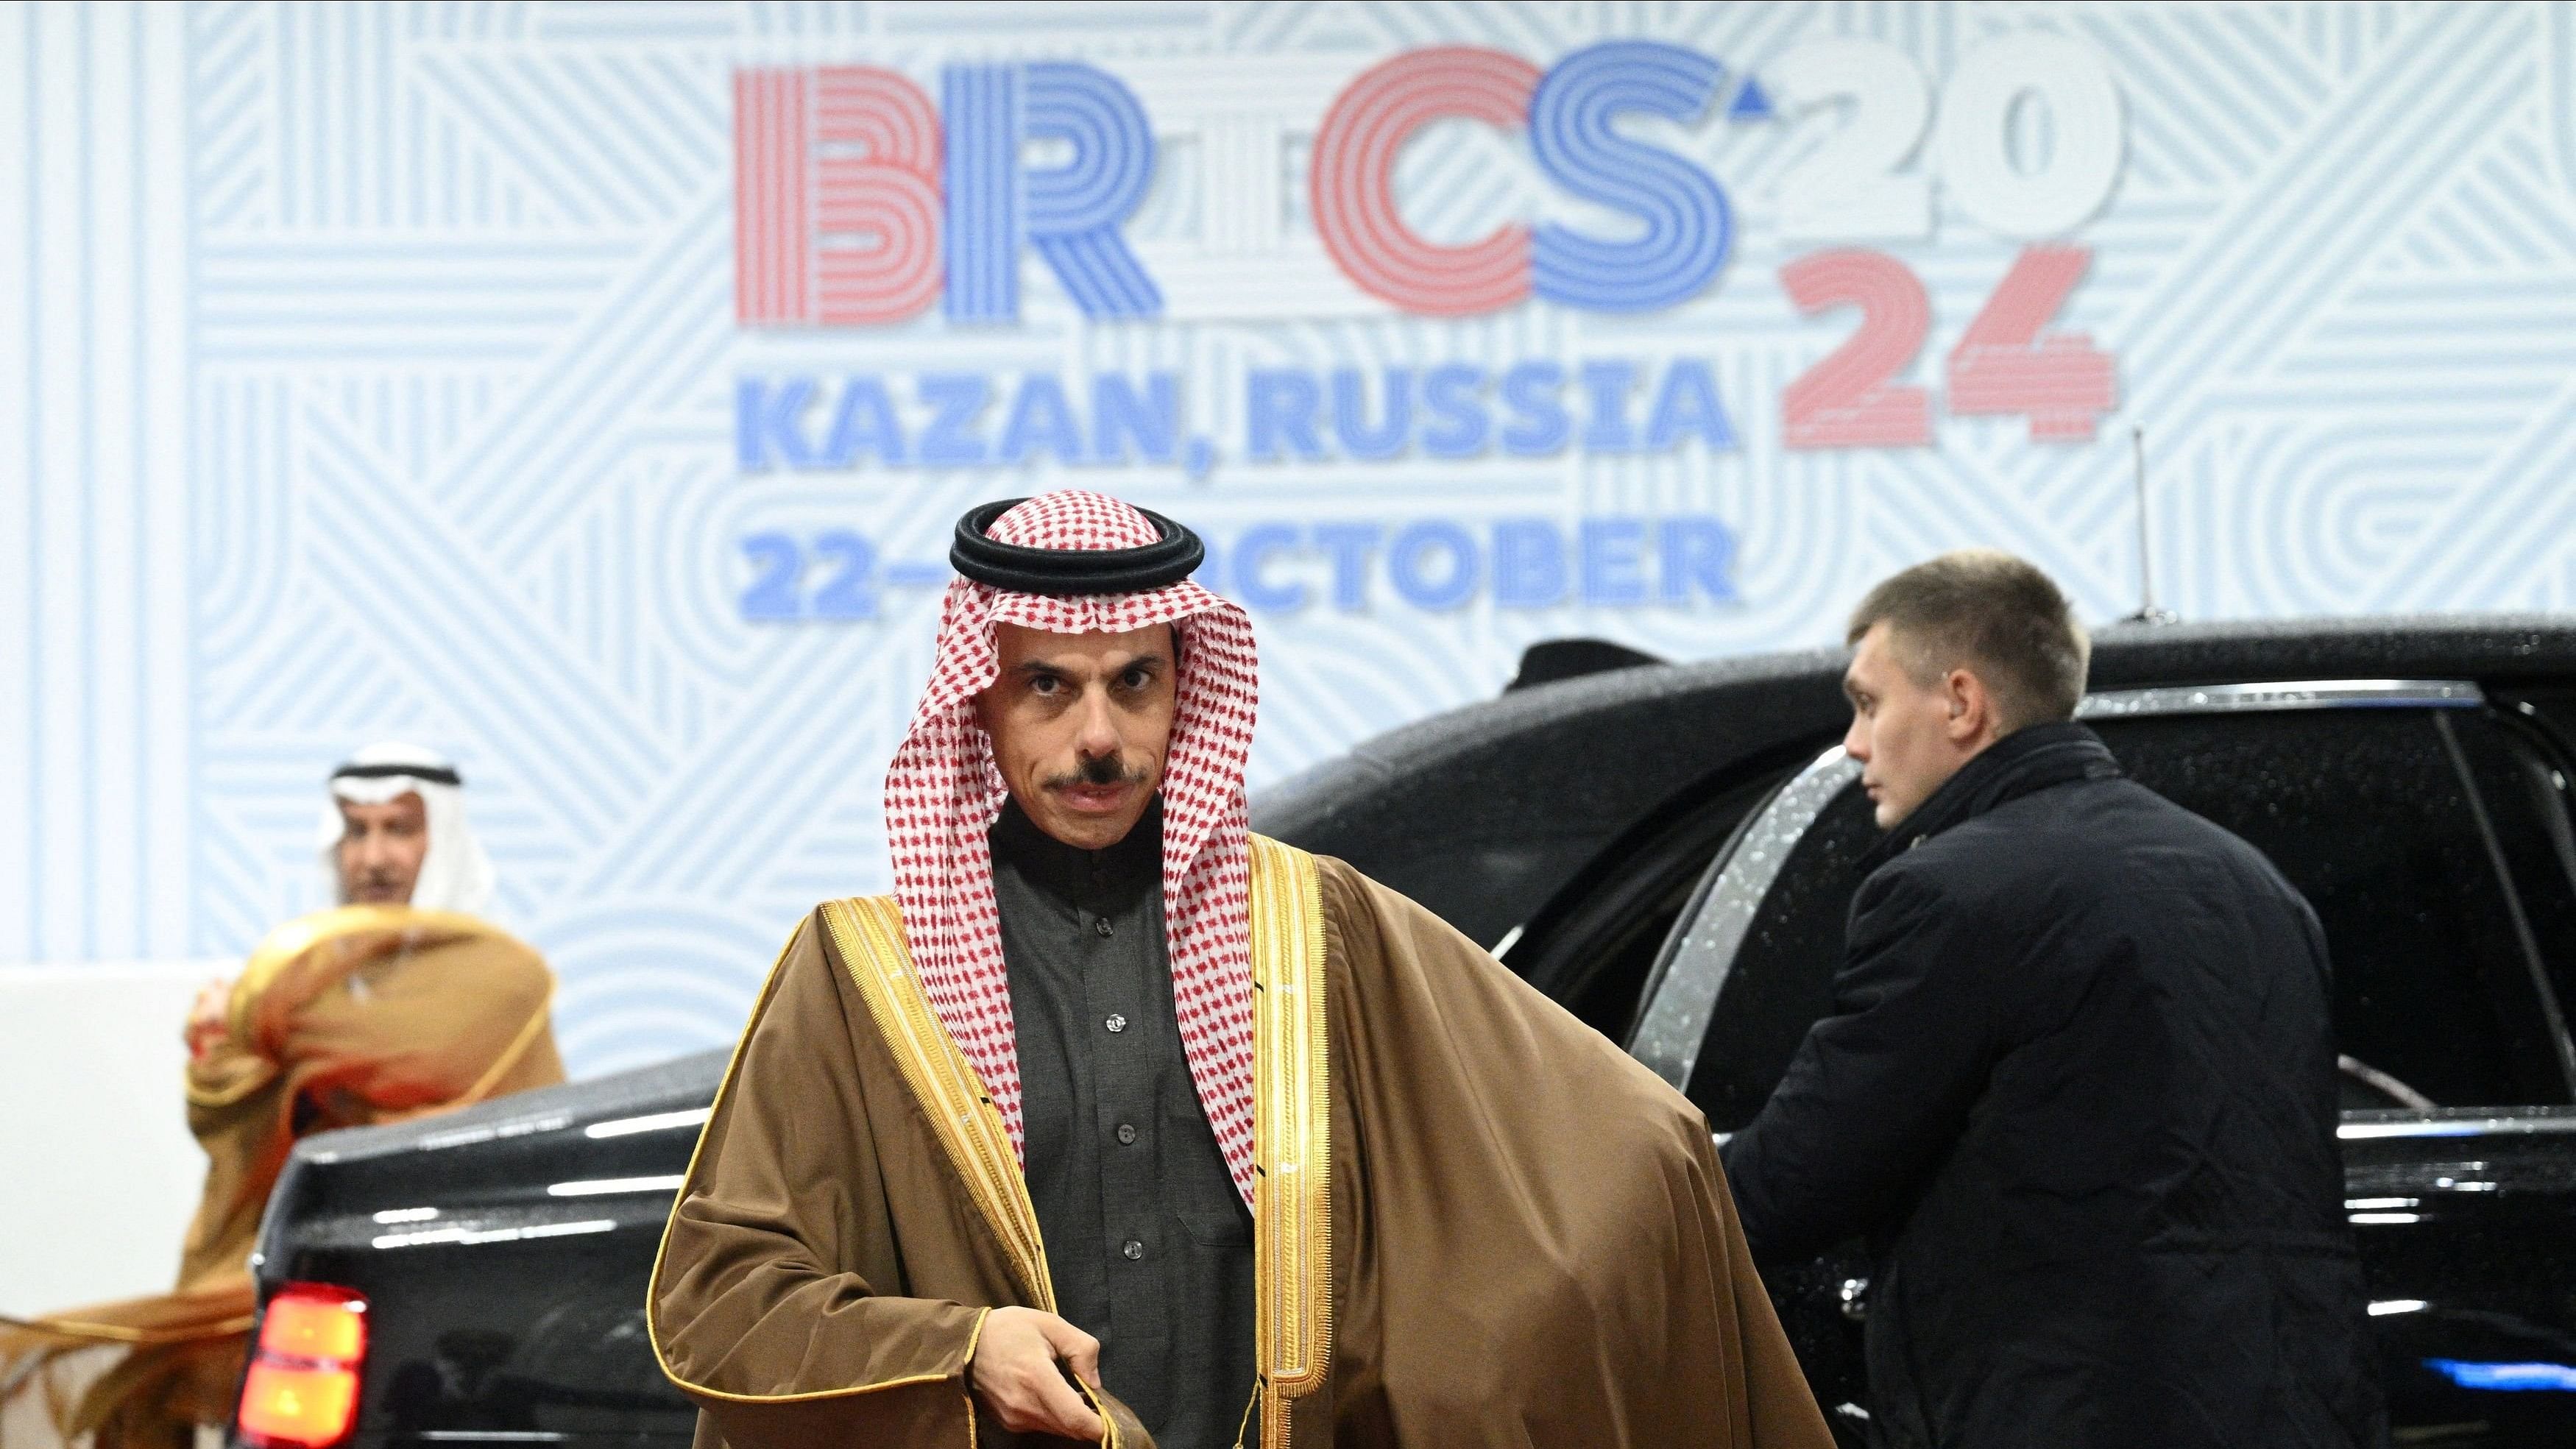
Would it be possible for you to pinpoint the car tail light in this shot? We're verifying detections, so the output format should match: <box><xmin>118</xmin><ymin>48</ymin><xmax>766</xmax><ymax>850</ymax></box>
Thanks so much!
<box><xmin>235</xmin><ymin>1283</ymin><xmax>368</xmax><ymax>1449</ymax></box>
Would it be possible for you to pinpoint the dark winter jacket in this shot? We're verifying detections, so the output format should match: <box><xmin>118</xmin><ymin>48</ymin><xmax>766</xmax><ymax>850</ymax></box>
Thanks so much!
<box><xmin>1720</xmin><ymin>721</ymin><xmax>2381</xmax><ymax>1449</ymax></box>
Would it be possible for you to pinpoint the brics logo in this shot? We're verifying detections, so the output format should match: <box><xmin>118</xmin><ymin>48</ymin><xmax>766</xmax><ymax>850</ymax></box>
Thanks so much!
<box><xmin>734</xmin><ymin>44</ymin><xmax>1756</xmax><ymax>328</ymax></box>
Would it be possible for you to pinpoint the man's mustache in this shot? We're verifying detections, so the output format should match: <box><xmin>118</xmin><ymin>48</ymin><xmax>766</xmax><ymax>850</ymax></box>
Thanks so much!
<box><xmin>1045</xmin><ymin>754</ymin><xmax>1145</xmax><ymax>789</ymax></box>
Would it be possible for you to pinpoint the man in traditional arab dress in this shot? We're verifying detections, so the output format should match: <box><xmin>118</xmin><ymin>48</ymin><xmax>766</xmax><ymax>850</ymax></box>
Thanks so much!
<box><xmin>1</xmin><ymin>745</ymin><xmax>563</xmax><ymax>1449</ymax></box>
<box><xmin>647</xmin><ymin>492</ymin><xmax>1830</xmax><ymax>1448</ymax></box>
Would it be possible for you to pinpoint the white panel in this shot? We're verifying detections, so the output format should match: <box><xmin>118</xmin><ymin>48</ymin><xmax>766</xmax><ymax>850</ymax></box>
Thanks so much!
<box><xmin>139</xmin><ymin>3</ymin><xmax>194</xmax><ymax>959</ymax></box>
<box><xmin>85</xmin><ymin>1</ymin><xmax>144</xmax><ymax>960</ymax></box>
<box><xmin>0</xmin><ymin>3</ymin><xmax>33</xmax><ymax>960</ymax></box>
<box><xmin>29</xmin><ymin>3</ymin><xmax>91</xmax><ymax>963</ymax></box>
<box><xmin>0</xmin><ymin>963</ymin><xmax>216</xmax><ymax>1308</ymax></box>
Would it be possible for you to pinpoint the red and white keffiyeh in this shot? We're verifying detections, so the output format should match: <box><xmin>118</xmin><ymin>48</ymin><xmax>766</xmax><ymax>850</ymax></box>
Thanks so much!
<box><xmin>885</xmin><ymin>491</ymin><xmax>1262</xmax><ymax>1203</ymax></box>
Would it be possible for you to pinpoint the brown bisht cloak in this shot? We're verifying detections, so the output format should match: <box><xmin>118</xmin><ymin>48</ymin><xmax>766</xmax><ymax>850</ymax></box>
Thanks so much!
<box><xmin>649</xmin><ymin>840</ymin><xmax>1831</xmax><ymax>1448</ymax></box>
<box><xmin>0</xmin><ymin>907</ymin><xmax>563</xmax><ymax>1449</ymax></box>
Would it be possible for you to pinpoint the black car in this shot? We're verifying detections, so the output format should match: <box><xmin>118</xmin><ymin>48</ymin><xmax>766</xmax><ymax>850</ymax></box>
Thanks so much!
<box><xmin>230</xmin><ymin>617</ymin><xmax>2576</xmax><ymax>1449</ymax></box>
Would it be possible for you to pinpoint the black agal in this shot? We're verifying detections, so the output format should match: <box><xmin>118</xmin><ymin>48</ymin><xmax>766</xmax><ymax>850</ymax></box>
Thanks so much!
<box><xmin>949</xmin><ymin>499</ymin><xmax>1205</xmax><ymax>596</ymax></box>
<box><xmin>331</xmin><ymin>761</ymin><xmax>462</xmax><ymax>787</ymax></box>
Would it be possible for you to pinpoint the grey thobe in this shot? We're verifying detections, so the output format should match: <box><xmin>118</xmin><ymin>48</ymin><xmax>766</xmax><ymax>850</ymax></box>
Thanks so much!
<box><xmin>990</xmin><ymin>798</ymin><xmax>1256</xmax><ymax>1448</ymax></box>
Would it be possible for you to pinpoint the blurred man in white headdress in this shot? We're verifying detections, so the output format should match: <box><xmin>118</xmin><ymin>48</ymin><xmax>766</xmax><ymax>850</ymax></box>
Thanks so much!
<box><xmin>2</xmin><ymin>745</ymin><xmax>562</xmax><ymax>1449</ymax></box>
<box><xmin>311</xmin><ymin>740</ymin><xmax>500</xmax><ymax>913</ymax></box>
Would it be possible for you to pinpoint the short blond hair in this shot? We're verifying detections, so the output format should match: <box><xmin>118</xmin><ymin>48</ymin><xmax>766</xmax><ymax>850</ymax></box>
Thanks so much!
<box><xmin>1848</xmin><ymin>550</ymin><xmax>2090</xmax><ymax>729</ymax></box>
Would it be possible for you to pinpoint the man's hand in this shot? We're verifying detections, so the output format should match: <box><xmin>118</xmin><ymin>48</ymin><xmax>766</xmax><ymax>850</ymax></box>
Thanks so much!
<box><xmin>184</xmin><ymin>978</ymin><xmax>233</xmax><ymax>1058</ymax></box>
<box><xmin>969</xmin><ymin>1306</ymin><xmax>1105</xmax><ymax>1441</ymax></box>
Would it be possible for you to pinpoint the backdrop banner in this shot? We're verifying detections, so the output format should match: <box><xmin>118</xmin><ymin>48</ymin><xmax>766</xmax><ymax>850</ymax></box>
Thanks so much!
<box><xmin>7</xmin><ymin>1</ymin><xmax>2575</xmax><ymax>1074</ymax></box>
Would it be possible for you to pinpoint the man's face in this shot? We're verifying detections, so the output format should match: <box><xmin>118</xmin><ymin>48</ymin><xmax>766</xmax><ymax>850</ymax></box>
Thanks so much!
<box><xmin>1842</xmin><ymin>622</ymin><xmax>1995</xmax><ymax>830</ymax></box>
<box><xmin>978</xmin><ymin>623</ymin><xmax>1178</xmax><ymax>851</ymax></box>
<box><xmin>337</xmin><ymin>794</ymin><xmax>430</xmax><ymax>904</ymax></box>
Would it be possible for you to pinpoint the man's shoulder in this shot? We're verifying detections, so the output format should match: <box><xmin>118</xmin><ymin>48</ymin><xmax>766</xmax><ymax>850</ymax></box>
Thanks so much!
<box><xmin>246</xmin><ymin>906</ymin><xmax>548</xmax><ymax>991</ymax></box>
<box><xmin>1242</xmin><ymin>836</ymin><xmax>1372</xmax><ymax>924</ymax></box>
<box><xmin>731</xmin><ymin>899</ymin><xmax>899</xmax><ymax>1031</ymax></box>
<box><xmin>1294</xmin><ymin>849</ymin><xmax>1433</xmax><ymax>949</ymax></box>
<box><xmin>1875</xmin><ymin>775</ymin><xmax>2283</xmax><ymax>910</ymax></box>
<box><xmin>805</xmin><ymin>893</ymin><xmax>899</xmax><ymax>918</ymax></box>
<box><xmin>1294</xmin><ymin>845</ymin><xmax>1364</xmax><ymax>897</ymax></box>
<box><xmin>795</xmin><ymin>895</ymin><xmax>907</xmax><ymax>966</ymax></box>
<box><xmin>1860</xmin><ymin>779</ymin><xmax>2101</xmax><ymax>907</ymax></box>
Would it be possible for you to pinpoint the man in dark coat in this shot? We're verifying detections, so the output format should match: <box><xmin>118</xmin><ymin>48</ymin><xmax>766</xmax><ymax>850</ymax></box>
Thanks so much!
<box><xmin>1719</xmin><ymin>550</ymin><xmax>2381</xmax><ymax>1449</ymax></box>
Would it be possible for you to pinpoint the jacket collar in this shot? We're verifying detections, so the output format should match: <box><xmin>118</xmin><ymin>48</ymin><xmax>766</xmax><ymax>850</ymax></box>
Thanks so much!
<box><xmin>1858</xmin><ymin>720</ymin><xmax>2123</xmax><ymax>871</ymax></box>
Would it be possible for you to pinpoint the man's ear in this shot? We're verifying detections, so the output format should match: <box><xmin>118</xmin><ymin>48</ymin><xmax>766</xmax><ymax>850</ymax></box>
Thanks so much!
<box><xmin>1942</xmin><ymin>668</ymin><xmax>1993</xmax><ymax>745</ymax></box>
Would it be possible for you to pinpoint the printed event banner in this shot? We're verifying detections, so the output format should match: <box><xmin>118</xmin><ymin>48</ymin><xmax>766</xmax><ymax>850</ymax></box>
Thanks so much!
<box><xmin>7</xmin><ymin>2</ymin><xmax>2576</xmax><ymax>1074</ymax></box>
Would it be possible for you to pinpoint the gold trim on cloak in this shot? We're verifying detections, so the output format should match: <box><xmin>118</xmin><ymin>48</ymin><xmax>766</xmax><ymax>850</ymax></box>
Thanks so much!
<box><xmin>821</xmin><ymin>899</ymin><xmax>1132</xmax><ymax>1445</ymax></box>
<box><xmin>646</xmin><ymin>923</ymin><xmax>986</xmax><ymax>1414</ymax></box>
<box><xmin>818</xmin><ymin>897</ymin><xmax>1058</xmax><ymax>1314</ymax></box>
<box><xmin>1246</xmin><ymin>836</ymin><xmax>1332</xmax><ymax>1444</ymax></box>
<box><xmin>645</xmin><ymin>837</ymin><xmax>1332</xmax><ymax>1448</ymax></box>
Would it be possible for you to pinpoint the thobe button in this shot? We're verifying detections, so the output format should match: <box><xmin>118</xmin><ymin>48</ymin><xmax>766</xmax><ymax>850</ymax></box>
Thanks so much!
<box><xmin>1121</xmin><ymin>1239</ymin><xmax>1144</xmax><ymax>1261</ymax></box>
<box><xmin>1094</xmin><ymin>916</ymin><xmax>1114</xmax><ymax>938</ymax></box>
<box><xmin>1105</xmin><ymin>1013</ymin><xmax>1128</xmax><ymax>1034</ymax></box>
<box><xmin>1116</xmin><ymin>1122</ymin><xmax>1138</xmax><ymax>1145</ymax></box>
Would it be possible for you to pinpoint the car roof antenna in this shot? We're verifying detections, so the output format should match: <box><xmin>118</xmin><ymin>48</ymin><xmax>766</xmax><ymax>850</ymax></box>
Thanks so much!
<box><xmin>2126</xmin><ymin>424</ymin><xmax>2179</xmax><ymax>625</ymax></box>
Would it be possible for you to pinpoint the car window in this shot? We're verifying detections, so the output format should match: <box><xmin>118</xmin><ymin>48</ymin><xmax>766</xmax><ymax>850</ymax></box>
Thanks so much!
<box><xmin>1687</xmin><ymin>784</ymin><xmax>1879</xmax><ymax>1131</ymax></box>
<box><xmin>1680</xmin><ymin>706</ymin><xmax>2576</xmax><ymax>1128</ymax></box>
<box><xmin>2485</xmin><ymin>689</ymin><xmax>2576</xmax><ymax>1012</ymax></box>
<box><xmin>2101</xmin><ymin>709</ymin><xmax>2575</xmax><ymax>1110</ymax></box>
<box><xmin>1509</xmin><ymin>763</ymin><xmax>1802</xmax><ymax>1041</ymax></box>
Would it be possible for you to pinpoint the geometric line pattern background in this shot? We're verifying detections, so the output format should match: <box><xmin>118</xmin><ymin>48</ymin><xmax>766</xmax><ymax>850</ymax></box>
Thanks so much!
<box><xmin>8</xmin><ymin>1</ymin><xmax>2576</xmax><ymax>1080</ymax></box>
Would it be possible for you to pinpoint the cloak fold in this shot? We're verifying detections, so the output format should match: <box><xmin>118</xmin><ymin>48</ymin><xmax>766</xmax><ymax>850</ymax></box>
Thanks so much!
<box><xmin>1</xmin><ymin>907</ymin><xmax>562</xmax><ymax>1449</ymax></box>
<box><xmin>651</xmin><ymin>843</ymin><xmax>1830</xmax><ymax>1449</ymax></box>
<box><xmin>644</xmin><ymin>906</ymin><xmax>1145</xmax><ymax>1449</ymax></box>
<box><xmin>1314</xmin><ymin>861</ymin><xmax>1828</xmax><ymax>1449</ymax></box>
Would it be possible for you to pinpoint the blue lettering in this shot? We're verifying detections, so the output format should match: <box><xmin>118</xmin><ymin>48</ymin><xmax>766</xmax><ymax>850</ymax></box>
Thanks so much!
<box><xmin>1389</xmin><ymin>521</ymin><xmax>1479</xmax><ymax>610</ymax></box>
<box><xmin>917</xmin><ymin>374</ymin><xmax>993</xmax><ymax>467</ymax></box>
<box><xmin>1499</xmin><ymin>361</ymin><xmax>1570</xmax><ymax>456</ymax></box>
<box><xmin>1420</xmin><ymin>364</ymin><xmax>1488</xmax><ymax>458</ymax></box>
<box><xmin>1529</xmin><ymin>42</ymin><xmax>1731</xmax><ymax>312</ymax></box>
<box><xmin>736</xmin><ymin>377</ymin><xmax>817</xmax><ymax>471</ymax></box>
<box><xmin>1492</xmin><ymin>519</ymin><xmax>1569</xmax><ymax>607</ymax></box>
<box><xmin>810</xmin><ymin>531</ymin><xmax>880</xmax><ymax>619</ymax></box>
<box><xmin>1312</xmin><ymin>522</ymin><xmax>1382</xmax><ymax>612</ymax></box>
<box><xmin>1248</xmin><ymin>369</ymin><xmax>1326</xmax><ymax>461</ymax></box>
<box><xmin>818</xmin><ymin>377</ymin><xmax>907</xmax><ymax>468</ymax></box>
<box><xmin>1022</xmin><ymin>63</ymin><xmax>1163</xmax><ymax>319</ymax></box>
<box><xmin>941</xmin><ymin>65</ymin><xmax>1020</xmax><ymax>323</ymax></box>
<box><xmin>1232</xmin><ymin>523</ymin><xmax>1307</xmax><ymax>612</ymax></box>
<box><xmin>1657</xmin><ymin>517</ymin><xmax>1738</xmax><ymax>603</ymax></box>
<box><xmin>1644</xmin><ymin>360</ymin><xmax>1736</xmax><ymax>452</ymax></box>
<box><xmin>1580</xmin><ymin>517</ymin><xmax>1649</xmax><ymax>605</ymax></box>
<box><xmin>1186</xmin><ymin>521</ymin><xmax>1221</xmax><ymax>589</ymax></box>
<box><xmin>740</xmin><ymin>532</ymin><xmax>804</xmax><ymax>618</ymax></box>
<box><xmin>998</xmin><ymin>375</ymin><xmax>1085</xmax><ymax>466</ymax></box>
<box><xmin>944</xmin><ymin>63</ymin><xmax>1162</xmax><ymax>322</ymax></box>
<box><xmin>1331</xmin><ymin>366</ymin><xmax>1412</xmax><ymax>461</ymax></box>
<box><xmin>1579</xmin><ymin>360</ymin><xmax>1638</xmax><ymax>453</ymax></box>
<box><xmin>1092</xmin><ymin>372</ymin><xmax>1181</xmax><ymax>465</ymax></box>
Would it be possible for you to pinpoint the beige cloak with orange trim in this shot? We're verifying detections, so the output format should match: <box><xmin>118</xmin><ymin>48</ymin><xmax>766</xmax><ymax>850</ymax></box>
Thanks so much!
<box><xmin>1</xmin><ymin>907</ymin><xmax>563</xmax><ymax>1449</ymax></box>
<box><xmin>648</xmin><ymin>839</ymin><xmax>1832</xmax><ymax>1449</ymax></box>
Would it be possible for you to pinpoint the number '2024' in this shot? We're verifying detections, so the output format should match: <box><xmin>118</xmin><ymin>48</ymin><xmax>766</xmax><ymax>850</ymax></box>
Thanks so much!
<box><xmin>1770</xmin><ymin>35</ymin><xmax>2128</xmax><ymax>450</ymax></box>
